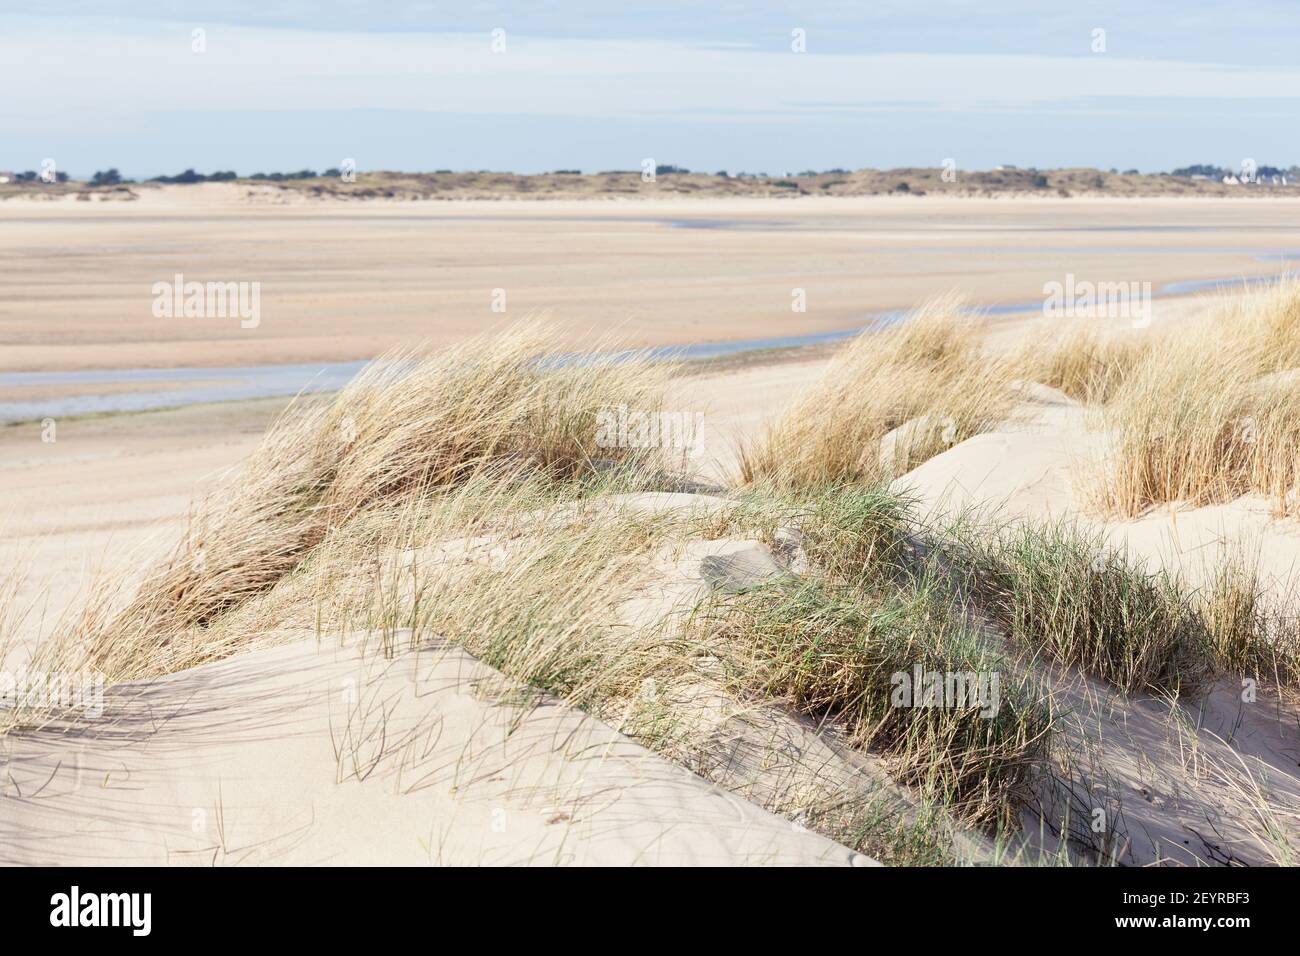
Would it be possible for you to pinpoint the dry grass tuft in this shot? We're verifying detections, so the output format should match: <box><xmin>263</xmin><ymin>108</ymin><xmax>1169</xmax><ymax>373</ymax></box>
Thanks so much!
<box><xmin>1010</xmin><ymin>324</ymin><xmax>1152</xmax><ymax>405</ymax></box>
<box><xmin>940</xmin><ymin>512</ymin><xmax>1300</xmax><ymax>694</ymax></box>
<box><xmin>942</xmin><ymin>516</ymin><xmax>1210</xmax><ymax>695</ymax></box>
<box><xmin>691</xmin><ymin>575</ymin><xmax>1053</xmax><ymax>828</ymax></box>
<box><xmin>1095</xmin><ymin>279</ymin><xmax>1300</xmax><ymax>516</ymax></box>
<box><xmin>53</xmin><ymin>321</ymin><xmax>677</xmax><ymax>682</ymax></box>
<box><xmin>739</xmin><ymin>295</ymin><xmax>1013</xmax><ymax>488</ymax></box>
<box><xmin>1196</xmin><ymin>550</ymin><xmax>1300</xmax><ymax>686</ymax></box>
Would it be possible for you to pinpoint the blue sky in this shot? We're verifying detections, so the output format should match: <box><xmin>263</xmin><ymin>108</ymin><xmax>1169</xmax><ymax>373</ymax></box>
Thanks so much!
<box><xmin>3</xmin><ymin>2</ymin><xmax>1299</xmax><ymax>178</ymax></box>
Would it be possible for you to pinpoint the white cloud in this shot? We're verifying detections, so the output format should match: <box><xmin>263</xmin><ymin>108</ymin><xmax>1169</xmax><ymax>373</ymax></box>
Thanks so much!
<box><xmin>6</xmin><ymin>13</ymin><xmax>1300</xmax><ymax>134</ymax></box>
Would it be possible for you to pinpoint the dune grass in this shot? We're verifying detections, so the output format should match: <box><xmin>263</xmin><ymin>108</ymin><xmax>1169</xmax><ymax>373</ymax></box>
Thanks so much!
<box><xmin>403</xmin><ymin>481</ymin><xmax>1052</xmax><ymax>844</ymax></box>
<box><xmin>937</xmin><ymin>510</ymin><xmax>1300</xmax><ymax>693</ymax></box>
<box><xmin>168</xmin><ymin>473</ymin><xmax>1044</xmax><ymax>857</ymax></box>
<box><xmin>1094</xmin><ymin>279</ymin><xmax>1300</xmax><ymax>516</ymax></box>
<box><xmin>262</xmin><ymin>478</ymin><xmax>1031</xmax><ymax>859</ymax></box>
<box><xmin>1010</xmin><ymin>324</ymin><xmax>1153</xmax><ymax>405</ymax></box>
<box><xmin>739</xmin><ymin>295</ymin><xmax>1013</xmax><ymax>488</ymax></box>
<box><xmin>59</xmin><ymin>321</ymin><xmax>676</xmax><ymax>682</ymax></box>
<box><xmin>1196</xmin><ymin>550</ymin><xmax>1300</xmax><ymax>686</ymax></box>
<box><xmin>692</xmin><ymin>574</ymin><xmax>1052</xmax><ymax>829</ymax></box>
<box><xmin>941</xmin><ymin>516</ymin><xmax>1209</xmax><ymax>694</ymax></box>
<box><xmin>711</xmin><ymin>482</ymin><xmax>915</xmax><ymax>587</ymax></box>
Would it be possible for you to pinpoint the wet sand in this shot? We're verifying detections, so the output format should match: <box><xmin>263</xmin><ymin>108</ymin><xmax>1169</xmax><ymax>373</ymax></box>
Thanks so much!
<box><xmin>5</xmin><ymin>190</ymin><xmax>1300</xmax><ymax>384</ymax></box>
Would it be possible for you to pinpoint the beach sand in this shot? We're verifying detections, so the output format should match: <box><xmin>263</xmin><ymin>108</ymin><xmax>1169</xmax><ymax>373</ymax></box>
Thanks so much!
<box><xmin>4</xmin><ymin>192</ymin><xmax>1299</xmax><ymax>865</ymax></box>
<box><xmin>4</xmin><ymin>189</ymin><xmax>1299</xmax><ymax>379</ymax></box>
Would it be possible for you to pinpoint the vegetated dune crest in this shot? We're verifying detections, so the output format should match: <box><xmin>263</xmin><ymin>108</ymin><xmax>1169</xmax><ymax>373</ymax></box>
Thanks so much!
<box><xmin>4</xmin><ymin>291</ymin><xmax>1300</xmax><ymax>866</ymax></box>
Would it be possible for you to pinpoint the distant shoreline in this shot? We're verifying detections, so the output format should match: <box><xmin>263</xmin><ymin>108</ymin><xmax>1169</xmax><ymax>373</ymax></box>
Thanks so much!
<box><xmin>3</xmin><ymin>192</ymin><xmax>1290</xmax><ymax>387</ymax></box>
<box><xmin>6</xmin><ymin>166</ymin><xmax>1300</xmax><ymax>204</ymax></box>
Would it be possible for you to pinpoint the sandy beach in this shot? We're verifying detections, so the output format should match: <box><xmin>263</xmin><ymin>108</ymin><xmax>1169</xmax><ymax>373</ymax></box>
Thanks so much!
<box><xmin>4</xmin><ymin>191</ymin><xmax>1299</xmax><ymax>870</ymax></box>
<box><xmin>1</xmin><ymin>191</ymin><xmax>1259</xmax><ymax>607</ymax></box>
<box><xmin>4</xmin><ymin>189</ymin><xmax>1299</xmax><ymax>379</ymax></box>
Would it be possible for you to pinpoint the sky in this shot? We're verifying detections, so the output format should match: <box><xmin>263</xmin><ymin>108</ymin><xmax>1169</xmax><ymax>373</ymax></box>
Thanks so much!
<box><xmin>3</xmin><ymin>2</ymin><xmax>1299</xmax><ymax>179</ymax></box>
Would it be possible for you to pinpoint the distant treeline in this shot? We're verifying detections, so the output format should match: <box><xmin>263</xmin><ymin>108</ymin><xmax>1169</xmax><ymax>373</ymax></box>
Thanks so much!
<box><xmin>143</xmin><ymin>168</ymin><xmax>327</xmax><ymax>184</ymax></box>
<box><xmin>7</xmin><ymin>170</ymin><xmax>71</xmax><ymax>183</ymax></box>
<box><xmin>11</xmin><ymin>163</ymin><xmax>1299</xmax><ymax>187</ymax></box>
<box><xmin>1166</xmin><ymin>163</ymin><xmax>1299</xmax><ymax>179</ymax></box>
<box><xmin>86</xmin><ymin>165</ymin><xmax>855</xmax><ymax>183</ymax></box>
<box><xmin>66</xmin><ymin>167</ymin><xmax>341</xmax><ymax>186</ymax></box>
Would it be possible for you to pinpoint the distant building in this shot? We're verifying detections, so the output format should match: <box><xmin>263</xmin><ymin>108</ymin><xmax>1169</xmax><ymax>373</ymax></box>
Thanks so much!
<box><xmin>0</xmin><ymin>171</ymin><xmax>13</xmax><ymax>184</ymax></box>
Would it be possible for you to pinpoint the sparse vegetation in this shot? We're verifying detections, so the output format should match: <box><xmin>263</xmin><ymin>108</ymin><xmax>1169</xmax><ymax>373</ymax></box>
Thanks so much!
<box><xmin>1095</xmin><ymin>279</ymin><xmax>1300</xmax><ymax>516</ymax></box>
<box><xmin>1196</xmin><ymin>549</ymin><xmax>1300</xmax><ymax>685</ymax></box>
<box><xmin>8</xmin><ymin>296</ymin><xmax>1299</xmax><ymax>866</ymax></box>
<box><xmin>8</xmin><ymin>164</ymin><xmax>1300</xmax><ymax>201</ymax></box>
<box><xmin>60</xmin><ymin>321</ymin><xmax>676</xmax><ymax>681</ymax></box>
<box><xmin>1011</xmin><ymin>324</ymin><xmax>1153</xmax><ymax>404</ymax></box>
<box><xmin>941</xmin><ymin>516</ymin><xmax>1209</xmax><ymax>694</ymax></box>
<box><xmin>693</xmin><ymin>573</ymin><xmax>1052</xmax><ymax>828</ymax></box>
<box><xmin>739</xmin><ymin>295</ymin><xmax>1013</xmax><ymax>488</ymax></box>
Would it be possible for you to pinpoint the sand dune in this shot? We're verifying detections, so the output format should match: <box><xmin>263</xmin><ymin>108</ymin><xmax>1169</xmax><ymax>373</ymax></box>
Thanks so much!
<box><xmin>2</xmin><ymin>632</ymin><xmax>866</xmax><ymax>866</ymax></box>
<box><xmin>890</xmin><ymin>386</ymin><xmax>1300</xmax><ymax>864</ymax></box>
<box><xmin>5</xmin><ymin>197</ymin><xmax>1300</xmax><ymax>868</ymax></box>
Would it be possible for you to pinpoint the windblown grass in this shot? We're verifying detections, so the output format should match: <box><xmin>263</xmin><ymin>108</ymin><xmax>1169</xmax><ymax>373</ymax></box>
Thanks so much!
<box><xmin>271</xmin><ymin>480</ymin><xmax>1014</xmax><ymax>859</ymax></box>
<box><xmin>430</xmin><ymin>482</ymin><xmax>1052</xmax><ymax>842</ymax></box>
<box><xmin>939</xmin><ymin>511</ymin><xmax>1300</xmax><ymax>693</ymax></box>
<box><xmin>941</xmin><ymin>515</ymin><xmax>1209</xmax><ymax>695</ymax></box>
<box><xmin>1010</xmin><ymin>324</ymin><xmax>1152</xmax><ymax>405</ymax></box>
<box><xmin>714</xmin><ymin>482</ymin><xmax>915</xmax><ymax>586</ymax></box>
<box><xmin>691</xmin><ymin>575</ymin><xmax>1052</xmax><ymax>828</ymax></box>
<box><xmin>1095</xmin><ymin>279</ymin><xmax>1300</xmax><ymax>516</ymax></box>
<box><xmin>213</xmin><ymin>477</ymin><xmax>1050</xmax><ymax>854</ymax></box>
<box><xmin>1196</xmin><ymin>549</ymin><xmax>1300</xmax><ymax>686</ymax></box>
<box><xmin>44</xmin><ymin>321</ymin><xmax>677</xmax><ymax>683</ymax></box>
<box><xmin>739</xmin><ymin>295</ymin><xmax>1013</xmax><ymax>488</ymax></box>
<box><xmin>0</xmin><ymin>563</ymin><xmax>31</xmax><ymax>677</ymax></box>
